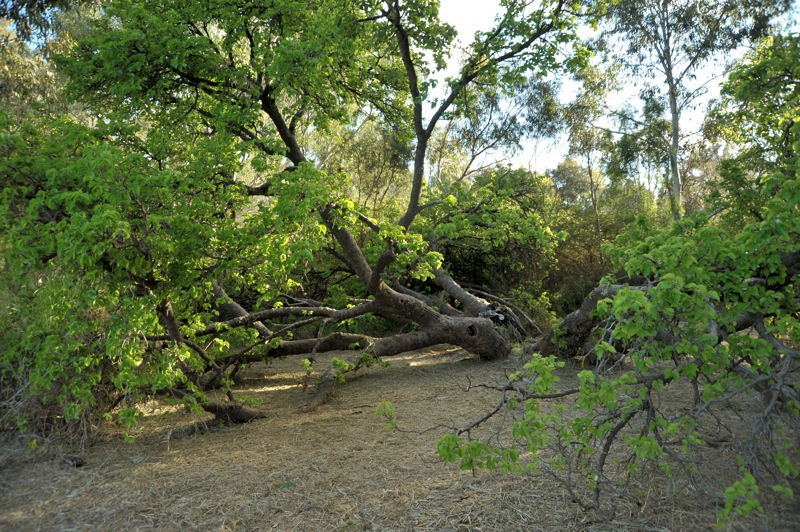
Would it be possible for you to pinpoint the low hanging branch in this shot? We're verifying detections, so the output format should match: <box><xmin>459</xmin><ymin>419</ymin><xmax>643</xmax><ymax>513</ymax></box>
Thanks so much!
<box><xmin>155</xmin><ymin>300</ymin><xmax>266</xmax><ymax>422</ymax></box>
<box><xmin>535</xmin><ymin>247</ymin><xmax>800</xmax><ymax>360</ymax></box>
<box><xmin>162</xmin><ymin>388</ymin><xmax>266</xmax><ymax>423</ymax></box>
<box><xmin>143</xmin><ymin>300</ymin><xmax>381</xmax><ymax>341</ymax></box>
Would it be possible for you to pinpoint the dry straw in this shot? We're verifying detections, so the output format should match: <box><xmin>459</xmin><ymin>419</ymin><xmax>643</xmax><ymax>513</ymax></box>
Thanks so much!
<box><xmin>1</xmin><ymin>347</ymin><xmax>797</xmax><ymax>530</ymax></box>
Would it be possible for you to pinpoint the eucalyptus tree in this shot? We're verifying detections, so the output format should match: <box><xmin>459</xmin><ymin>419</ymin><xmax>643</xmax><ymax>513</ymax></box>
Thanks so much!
<box><xmin>0</xmin><ymin>19</ymin><xmax>58</xmax><ymax>117</ymax></box>
<box><xmin>1</xmin><ymin>0</ymin><xmax>602</xmax><ymax>428</ymax></box>
<box><xmin>0</xmin><ymin>0</ymin><xmax>95</xmax><ymax>39</ymax></box>
<box><xmin>427</xmin><ymin>77</ymin><xmax>562</xmax><ymax>186</ymax></box>
<box><xmin>604</xmin><ymin>0</ymin><xmax>791</xmax><ymax>220</ymax></box>
<box><xmin>562</xmin><ymin>65</ymin><xmax>617</xmax><ymax>268</ymax></box>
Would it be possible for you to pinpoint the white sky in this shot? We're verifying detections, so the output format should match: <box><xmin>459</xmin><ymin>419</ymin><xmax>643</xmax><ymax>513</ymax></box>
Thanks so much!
<box><xmin>439</xmin><ymin>0</ymin><xmax>501</xmax><ymax>45</ymax></box>
<box><xmin>438</xmin><ymin>0</ymin><xmax>567</xmax><ymax>172</ymax></box>
<box><xmin>435</xmin><ymin>0</ymin><xmax>737</xmax><ymax>174</ymax></box>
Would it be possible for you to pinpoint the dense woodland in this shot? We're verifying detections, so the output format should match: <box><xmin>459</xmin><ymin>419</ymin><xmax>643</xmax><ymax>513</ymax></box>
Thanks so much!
<box><xmin>1</xmin><ymin>0</ymin><xmax>798</xmax><ymax>524</ymax></box>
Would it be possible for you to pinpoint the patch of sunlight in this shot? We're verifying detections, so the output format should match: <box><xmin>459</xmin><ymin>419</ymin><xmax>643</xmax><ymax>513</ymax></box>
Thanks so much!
<box><xmin>249</xmin><ymin>383</ymin><xmax>299</xmax><ymax>393</ymax></box>
<box><xmin>408</xmin><ymin>359</ymin><xmax>443</xmax><ymax>367</ymax></box>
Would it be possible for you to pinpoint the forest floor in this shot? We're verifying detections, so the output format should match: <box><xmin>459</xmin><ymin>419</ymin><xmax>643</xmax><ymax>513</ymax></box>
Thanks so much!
<box><xmin>1</xmin><ymin>346</ymin><xmax>799</xmax><ymax>531</ymax></box>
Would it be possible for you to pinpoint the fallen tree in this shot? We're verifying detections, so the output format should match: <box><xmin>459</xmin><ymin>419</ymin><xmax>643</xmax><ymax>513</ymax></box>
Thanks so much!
<box><xmin>0</xmin><ymin>0</ymin><xmax>593</xmax><ymax>433</ymax></box>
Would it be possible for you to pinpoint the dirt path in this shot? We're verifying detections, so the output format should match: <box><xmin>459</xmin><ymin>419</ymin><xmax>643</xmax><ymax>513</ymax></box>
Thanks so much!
<box><xmin>1</xmin><ymin>347</ymin><xmax>797</xmax><ymax>530</ymax></box>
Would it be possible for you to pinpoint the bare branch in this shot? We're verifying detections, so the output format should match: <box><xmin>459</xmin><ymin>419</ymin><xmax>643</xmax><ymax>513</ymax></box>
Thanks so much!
<box><xmin>433</xmin><ymin>268</ymin><xmax>491</xmax><ymax>316</ymax></box>
<box><xmin>195</xmin><ymin>300</ymin><xmax>380</xmax><ymax>338</ymax></box>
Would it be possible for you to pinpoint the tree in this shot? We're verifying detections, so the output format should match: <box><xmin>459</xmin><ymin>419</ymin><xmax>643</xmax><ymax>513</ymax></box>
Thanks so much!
<box><xmin>0</xmin><ymin>18</ymin><xmax>60</xmax><ymax>117</ymax></box>
<box><xmin>0</xmin><ymin>0</ymin><xmax>600</xmax><ymax>430</ymax></box>
<box><xmin>0</xmin><ymin>0</ymin><xmax>98</xmax><ymax>38</ymax></box>
<box><xmin>562</xmin><ymin>65</ymin><xmax>617</xmax><ymax>269</ymax></box>
<box><xmin>604</xmin><ymin>0</ymin><xmax>791</xmax><ymax>220</ymax></box>
<box><xmin>427</xmin><ymin>77</ymin><xmax>562</xmax><ymax>187</ymax></box>
<box><xmin>680</xmin><ymin>143</ymin><xmax>724</xmax><ymax>214</ymax></box>
<box><xmin>439</xmin><ymin>33</ymin><xmax>800</xmax><ymax>524</ymax></box>
<box><xmin>310</xmin><ymin>116</ymin><xmax>412</xmax><ymax>222</ymax></box>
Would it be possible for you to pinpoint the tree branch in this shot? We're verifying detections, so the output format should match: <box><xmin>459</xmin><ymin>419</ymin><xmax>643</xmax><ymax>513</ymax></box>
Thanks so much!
<box><xmin>433</xmin><ymin>268</ymin><xmax>492</xmax><ymax>316</ymax></box>
<box><xmin>192</xmin><ymin>300</ymin><xmax>380</xmax><ymax>338</ymax></box>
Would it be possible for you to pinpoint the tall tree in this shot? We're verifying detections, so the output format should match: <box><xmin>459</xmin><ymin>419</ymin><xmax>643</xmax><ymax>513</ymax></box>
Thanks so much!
<box><xmin>605</xmin><ymin>0</ymin><xmax>790</xmax><ymax>220</ymax></box>
<box><xmin>427</xmin><ymin>77</ymin><xmax>562</xmax><ymax>186</ymax></box>
<box><xmin>0</xmin><ymin>19</ymin><xmax>58</xmax><ymax>117</ymax></box>
<box><xmin>0</xmin><ymin>0</ymin><xmax>93</xmax><ymax>39</ymax></box>
<box><xmin>563</xmin><ymin>65</ymin><xmax>617</xmax><ymax>268</ymax></box>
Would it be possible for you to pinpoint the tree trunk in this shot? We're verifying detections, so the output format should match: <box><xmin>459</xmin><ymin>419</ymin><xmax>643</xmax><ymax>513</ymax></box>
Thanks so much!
<box><xmin>372</xmin><ymin>285</ymin><xmax>510</xmax><ymax>360</ymax></box>
<box><xmin>586</xmin><ymin>153</ymin><xmax>603</xmax><ymax>268</ymax></box>
<box><xmin>664</xmin><ymin>42</ymin><xmax>683</xmax><ymax>221</ymax></box>
<box><xmin>668</xmin><ymin>87</ymin><xmax>682</xmax><ymax>221</ymax></box>
<box><xmin>164</xmin><ymin>388</ymin><xmax>267</xmax><ymax>423</ymax></box>
<box><xmin>373</xmin><ymin>314</ymin><xmax>510</xmax><ymax>360</ymax></box>
<box><xmin>533</xmin><ymin>284</ymin><xmax>627</xmax><ymax>358</ymax></box>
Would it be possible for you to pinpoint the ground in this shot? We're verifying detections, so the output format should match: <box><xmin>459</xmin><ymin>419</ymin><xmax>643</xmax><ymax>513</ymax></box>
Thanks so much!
<box><xmin>1</xmin><ymin>346</ymin><xmax>798</xmax><ymax>531</ymax></box>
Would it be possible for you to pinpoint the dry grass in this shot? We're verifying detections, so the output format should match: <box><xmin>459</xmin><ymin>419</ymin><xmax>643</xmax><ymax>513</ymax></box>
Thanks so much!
<box><xmin>1</xmin><ymin>346</ymin><xmax>798</xmax><ymax>531</ymax></box>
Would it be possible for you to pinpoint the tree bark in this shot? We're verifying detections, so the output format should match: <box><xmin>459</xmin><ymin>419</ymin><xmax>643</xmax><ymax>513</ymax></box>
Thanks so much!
<box><xmin>535</xmin><ymin>250</ymin><xmax>800</xmax><ymax>359</ymax></box>
<box><xmin>320</xmin><ymin>208</ymin><xmax>511</xmax><ymax>360</ymax></box>
<box><xmin>164</xmin><ymin>388</ymin><xmax>267</xmax><ymax>423</ymax></box>
<box><xmin>586</xmin><ymin>153</ymin><xmax>604</xmax><ymax>268</ymax></box>
<box><xmin>533</xmin><ymin>284</ymin><xmax>627</xmax><ymax>358</ymax></box>
<box><xmin>667</xmin><ymin>77</ymin><xmax>683</xmax><ymax>220</ymax></box>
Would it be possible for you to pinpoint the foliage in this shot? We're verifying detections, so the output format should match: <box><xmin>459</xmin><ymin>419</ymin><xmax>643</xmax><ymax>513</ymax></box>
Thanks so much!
<box><xmin>603</xmin><ymin>0</ymin><xmax>791</xmax><ymax>219</ymax></box>
<box><xmin>0</xmin><ymin>0</ymin><xmax>93</xmax><ymax>39</ymax></box>
<box><xmin>374</xmin><ymin>400</ymin><xmax>397</xmax><ymax>430</ymax></box>
<box><xmin>0</xmin><ymin>109</ymin><xmax>314</xmax><ymax>430</ymax></box>
<box><xmin>439</xmin><ymin>33</ymin><xmax>800</xmax><ymax>524</ymax></box>
<box><xmin>308</xmin><ymin>115</ymin><xmax>412</xmax><ymax>223</ymax></box>
<box><xmin>1</xmin><ymin>0</ymin><xmax>797</xmax><ymax>526</ymax></box>
<box><xmin>545</xmin><ymin>156</ymin><xmax>665</xmax><ymax>314</ymax></box>
<box><xmin>0</xmin><ymin>19</ymin><xmax>62</xmax><ymax>118</ymax></box>
<box><xmin>1</xmin><ymin>0</ymin><xmax>603</xmax><ymax>437</ymax></box>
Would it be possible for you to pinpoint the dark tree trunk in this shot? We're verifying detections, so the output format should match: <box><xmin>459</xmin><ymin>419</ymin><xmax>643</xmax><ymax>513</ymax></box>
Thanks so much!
<box><xmin>533</xmin><ymin>284</ymin><xmax>627</xmax><ymax>359</ymax></box>
<box><xmin>164</xmin><ymin>388</ymin><xmax>267</xmax><ymax>423</ymax></box>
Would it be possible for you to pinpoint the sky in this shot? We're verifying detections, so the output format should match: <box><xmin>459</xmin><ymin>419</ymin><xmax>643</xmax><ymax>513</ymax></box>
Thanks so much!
<box><xmin>434</xmin><ymin>0</ymin><xmax>747</xmax><ymax>174</ymax></box>
<box><xmin>437</xmin><ymin>0</ymin><xmax>571</xmax><ymax>172</ymax></box>
<box><xmin>439</xmin><ymin>0</ymin><xmax>501</xmax><ymax>45</ymax></box>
